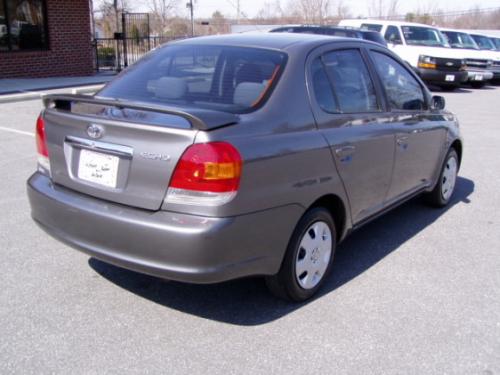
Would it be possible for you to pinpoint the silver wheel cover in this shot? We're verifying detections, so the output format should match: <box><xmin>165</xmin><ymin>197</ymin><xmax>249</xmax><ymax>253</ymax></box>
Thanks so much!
<box><xmin>295</xmin><ymin>221</ymin><xmax>332</xmax><ymax>290</ymax></box>
<box><xmin>442</xmin><ymin>155</ymin><xmax>458</xmax><ymax>201</ymax></box>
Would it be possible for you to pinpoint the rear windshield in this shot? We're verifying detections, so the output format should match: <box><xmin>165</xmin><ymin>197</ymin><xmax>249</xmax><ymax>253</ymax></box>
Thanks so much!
<box><xmin>98</xmin><ymin>44</ymin><xmax>287</xmax><ymax>113</ymax></box>
<box><xmin>402</xmin><ymin>26</ymin><xmax>447</xmax><ymax>47</ymax></box>
<box><xmin>361</xmin><ymin>23</ymin><xmax>382</xmax><ymax>32</ymax></box>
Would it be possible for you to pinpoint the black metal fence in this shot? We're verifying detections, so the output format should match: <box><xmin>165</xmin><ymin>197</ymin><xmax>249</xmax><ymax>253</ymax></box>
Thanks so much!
<box><xmin>94</xmin><ymin>12</ymin><xmax>186</xmax><ymax>72</ymax></box>
<box><xmin>93</xmin><ymin>36</ymin><xmax>181</xmax><ymax>72</ymax></box>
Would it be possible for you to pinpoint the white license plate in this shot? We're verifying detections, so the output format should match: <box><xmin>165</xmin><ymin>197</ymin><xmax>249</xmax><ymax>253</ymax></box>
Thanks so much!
<box><xmin>445</xmin><ymin>75</ymin><xmax>455</xmax><ymax>82</ymax></box>
<box><xmin>475</xmin><ymin>74</ymin><xmax>483</xmax><ymax>81</ymax></box>
<box><xmin>78</xmin><ymin>149</ymin><xmax>119</xmax><ymax>188</ymax></box>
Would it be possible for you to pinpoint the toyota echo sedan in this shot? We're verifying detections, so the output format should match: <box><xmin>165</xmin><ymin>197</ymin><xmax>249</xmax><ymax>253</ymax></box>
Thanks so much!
<box><xmin>27</xmin><ymin>33</ymin><xmax>462</xmax><ymax>301</ymax></box>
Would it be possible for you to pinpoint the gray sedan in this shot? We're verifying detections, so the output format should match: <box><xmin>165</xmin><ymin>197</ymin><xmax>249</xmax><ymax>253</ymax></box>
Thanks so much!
<box><xmin>27</xmin><ymin>33</ymin><xmax>462</xmax><ymax>301</ymax></box>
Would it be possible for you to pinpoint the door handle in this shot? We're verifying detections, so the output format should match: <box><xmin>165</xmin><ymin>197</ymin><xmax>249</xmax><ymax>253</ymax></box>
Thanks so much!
<box><xmin>396</xmin><ymin>136</ymin><xmax>409</xmax><ymax>146</ymax></box>
<box><xmin>335</xmin><ymin>145</ymin><xmax>356</xmax><ymax>157</ymax></box>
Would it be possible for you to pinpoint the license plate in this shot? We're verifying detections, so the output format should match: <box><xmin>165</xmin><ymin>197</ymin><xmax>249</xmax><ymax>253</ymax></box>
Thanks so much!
<box><xmin>78</xmin><ymin>149</ymin><xmax>119</xmax><ymax>188</ymax></box>
<box><xmin>445</xmin><ymin>75</ymin><xmax>455</xmax><ymax>82</ymax></box>
<box><xmin>475</xmin><ymin>74</ymin><xmax>483</xmax><ymax>81</ymax></box>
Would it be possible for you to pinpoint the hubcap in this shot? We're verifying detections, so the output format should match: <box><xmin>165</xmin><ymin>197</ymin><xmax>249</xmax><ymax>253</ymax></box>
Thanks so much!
<box><xmin>295</xmin><ymin>221</ymin><xmax>332</xmax><ymax>290</ymax></box>
<box><xmin>442</xmin><ymin>155</ymin><xmax>458</xmax><ymax>201</ymax></box>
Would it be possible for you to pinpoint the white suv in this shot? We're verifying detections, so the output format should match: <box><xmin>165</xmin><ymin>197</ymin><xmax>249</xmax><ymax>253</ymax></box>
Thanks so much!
<box><xmin>338</xmin><ymin>19</ymin><xmax>472</xmax><ymax>90</ymax></box>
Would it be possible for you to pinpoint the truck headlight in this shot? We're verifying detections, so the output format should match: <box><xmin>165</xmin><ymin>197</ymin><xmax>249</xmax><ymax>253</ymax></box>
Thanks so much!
<box><xmin>418</xmin><ymin>55</ymin><xmax>437</xmax><ymax>69</ymax></box>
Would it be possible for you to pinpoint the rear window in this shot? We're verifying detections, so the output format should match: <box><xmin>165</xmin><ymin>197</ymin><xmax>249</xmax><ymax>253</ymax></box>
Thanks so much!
<box><xmin>98</xmin><ymin>44</ymin><xmax>287</xmax><ymax>113</ymax></box>
<box><xmin>361</xmin><ymin>23</ymin><xmax>382</xmax><ymax>32</ymax></box>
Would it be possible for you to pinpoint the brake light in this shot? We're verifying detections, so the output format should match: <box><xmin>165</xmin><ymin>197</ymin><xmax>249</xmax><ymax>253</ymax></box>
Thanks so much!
<box><xmin>36</xmin><ymin>114</ymin><xmax>51</xmax><ymax>173</ymax></box>
<box><xmin>166</xmin><ymin>142</ymin><xmax>242</xmax><ymax>206</ymax></box>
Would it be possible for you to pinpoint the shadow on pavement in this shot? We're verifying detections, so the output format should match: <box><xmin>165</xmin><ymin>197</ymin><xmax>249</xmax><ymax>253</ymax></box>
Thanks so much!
<box><xmin>89</xmin><ymin>176</ymin><xmax>474</xmax><ymax>326</ymax></box>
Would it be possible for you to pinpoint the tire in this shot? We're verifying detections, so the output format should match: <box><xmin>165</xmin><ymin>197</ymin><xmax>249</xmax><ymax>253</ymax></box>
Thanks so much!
<box><xmin>426</xmin><ymin>148</ymin><xmax>459</xmax><ymax>207</ymax></box>
<box><xmin>470</xmin><ymin>81</ymin><xmax>486</xmax><ymax>89</ymax></box>
<box><xmin>265</xmin><ymin>207</ymin><xmax>337</xmax><ymax>302</ymax></box>
<box><xmin>439</xmin><ymin>85</ymin><xmax>458</xmax><ymax>92</ymax></box>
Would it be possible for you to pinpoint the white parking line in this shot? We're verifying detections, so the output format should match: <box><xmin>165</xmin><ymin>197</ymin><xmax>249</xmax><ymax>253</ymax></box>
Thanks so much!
<box><xmin>0</xmin><ymin>126</ymin><xmax>34</xmax><ymax>137</ymax></box>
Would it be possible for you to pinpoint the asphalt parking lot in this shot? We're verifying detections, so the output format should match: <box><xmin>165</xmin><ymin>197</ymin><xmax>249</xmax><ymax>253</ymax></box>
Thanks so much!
<box><xmin>1</xmin><ymin>85</ymin><xmax>499</xmax><ymax>374</ymax></box>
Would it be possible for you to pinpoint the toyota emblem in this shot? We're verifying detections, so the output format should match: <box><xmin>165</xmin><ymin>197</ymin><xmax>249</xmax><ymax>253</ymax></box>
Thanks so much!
<box><xmin>87</xmin><ymin>124</ymin><xmax>104</xmax><ymax>139</ymax></box>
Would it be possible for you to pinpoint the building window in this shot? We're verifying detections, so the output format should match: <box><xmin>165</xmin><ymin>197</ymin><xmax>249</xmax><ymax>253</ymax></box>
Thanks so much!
<box><xmin>0</xmin><ymin>0</ymin><xmax>48</xmax><ymax>52</ymax></box>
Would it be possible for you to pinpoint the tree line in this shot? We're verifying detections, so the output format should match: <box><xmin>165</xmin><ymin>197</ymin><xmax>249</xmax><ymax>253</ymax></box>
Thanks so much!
<box><xmin>93</xmin><ymin>0</ymin><xmax>500</xmax><ymax>38</ymax></box>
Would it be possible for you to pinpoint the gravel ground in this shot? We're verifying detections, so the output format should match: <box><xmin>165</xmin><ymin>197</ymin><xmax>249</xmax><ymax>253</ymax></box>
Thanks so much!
<box><xmin>0</xmin><ymin>85</ymin><xmax>499</xmax><ymax>374</ymax></box>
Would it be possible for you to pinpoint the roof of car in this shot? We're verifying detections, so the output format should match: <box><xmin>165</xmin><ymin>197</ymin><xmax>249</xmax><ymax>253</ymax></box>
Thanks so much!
<box><xmin>341</xmin><ymin>19</ymin><xmax>440</xmax><ymax>29</ymax></box>
<box><xmin>169</xmin><ymin>32</ymin><xmax>357</xmax><ymax>51</ymax></box>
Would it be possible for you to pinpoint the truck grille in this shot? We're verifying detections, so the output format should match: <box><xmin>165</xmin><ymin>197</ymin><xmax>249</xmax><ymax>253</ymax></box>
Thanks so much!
<box><xmin>435</xmin><ymin>57</ymin><xmax>463</xmax><ymax>72</ymax></box>
<box><xmin>465</xmin><ymin>59</ymin><xmax>489</xmax><ymax>70</ymax></box>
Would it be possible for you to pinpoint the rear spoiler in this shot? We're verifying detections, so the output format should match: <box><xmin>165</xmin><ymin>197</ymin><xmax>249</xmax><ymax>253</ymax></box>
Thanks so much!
<box><xmin>42</xmin><ymin>94</ymin><xmax>239</xmax><ymax>131</ymax></box>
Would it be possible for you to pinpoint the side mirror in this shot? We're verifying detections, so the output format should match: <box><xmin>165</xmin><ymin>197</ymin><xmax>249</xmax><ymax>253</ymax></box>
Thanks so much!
<box><xmin>431</xmin><ymin>95</ymin><xmax>445</xmax><ymax>110</ymax></box>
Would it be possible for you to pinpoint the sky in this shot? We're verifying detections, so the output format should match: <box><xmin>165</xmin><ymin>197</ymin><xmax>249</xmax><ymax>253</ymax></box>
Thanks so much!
<box><xmin>99</xmin><ymin>0</ymin><xmax>500</xmax><ymax>19</ymax></box>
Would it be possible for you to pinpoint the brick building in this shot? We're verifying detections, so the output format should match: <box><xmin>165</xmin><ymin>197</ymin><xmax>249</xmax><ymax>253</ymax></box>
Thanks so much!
<box><xmin>0</xmin><ymin>0</ymin><xmax>93</xmax><ymax>78</ymax></box>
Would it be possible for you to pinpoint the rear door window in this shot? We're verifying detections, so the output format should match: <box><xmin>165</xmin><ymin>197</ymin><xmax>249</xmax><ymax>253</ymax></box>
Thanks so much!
<box><xmin>321</xmin><ymin>49</ymin><xmax>379</xmax><ymax>113</ymax></box>
<box><xmin>98</xmin><ymin>44</ymin><xmax>287</xmax><ymax>113</ymax></box>
<box><xmin>311</xmin><ymin>58</ymin><xmax>338</xmax><ymax>113</ymax></box>
<box><xmin>370</xmin><ymin>51</ymin><xmax>425</xmax><ymax>110</ymax></box>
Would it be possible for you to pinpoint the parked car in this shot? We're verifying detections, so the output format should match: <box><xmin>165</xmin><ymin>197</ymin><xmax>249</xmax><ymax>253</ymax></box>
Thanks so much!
<box><xmin>338</xmin><ymin>19</ymin><xmax>473</xmax><ymax>90</ymax></box>
<box><xmin>468</xmin><ymin>32</ymin><xmax>500</xmax><ymax>82</ymax></box>
<box><xmin>440</xmin><ymin>28</ymin><xmax>494</xmax><ymax>88</ymax></box>
<box><xmin>269</xmin><ymin>25</ymin><xmax>387</xmax><ymax>46</ymax></box>
<box><xmin>27</xmin><ymin>33</ymin><xmax>462</xmax><ymax>301</ymax></box>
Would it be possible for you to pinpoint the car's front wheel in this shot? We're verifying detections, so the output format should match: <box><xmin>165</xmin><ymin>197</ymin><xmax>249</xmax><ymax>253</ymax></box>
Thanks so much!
<box><xmin>265</xmin><ymin>207</ymin><xmax>336</xmax><ymax>302</ymax></box>
<box><xmin>470</xmin><ymin>81</ymin><xmax>486</xmax><ymax>89</ymax></box>
<box><xmin>426</xmin><ymin>148</ymin><xmax>459</xmax><ymax>207</ymax></box>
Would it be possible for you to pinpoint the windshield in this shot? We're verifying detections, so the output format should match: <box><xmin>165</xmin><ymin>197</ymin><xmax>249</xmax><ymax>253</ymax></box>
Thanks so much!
<box><xmin>471</xmin><ymin>34</ymin><xmax>496</xmax><ymax>50</ymax></box>
<box><xmin>492</xmin><ymin>38</ymin><xmax>500</xmax><ymax>49</ymax></box>
<box><xmin>442</xmin><ymin>31</ymin><xmax>478</xmax><ymax>49</ymax></box>
<box><xmin>98</xmin><ymin>44</ymin><xmax>287</xmax><ymax>113</ymax></box>
<box><xmin>402</xmin><ymin>26</ymin><xmax>447</xmax><ymax>47</ymax></box>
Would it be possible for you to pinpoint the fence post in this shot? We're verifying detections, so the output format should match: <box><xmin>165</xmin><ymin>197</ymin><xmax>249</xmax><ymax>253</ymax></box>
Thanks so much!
<box><xmin>147</xmin><ymin>14</ymin><xmax>151</xmax><ymax>51</ymax></box>
<box><xmin>94</xmin><ymin>40</ymin><xmax>100</xmax><ymax>72</ymax></box>
<box><xmin>122</xmin><ymin>12</ymin><xmax>128</xmax><ymax>68</ymax></box>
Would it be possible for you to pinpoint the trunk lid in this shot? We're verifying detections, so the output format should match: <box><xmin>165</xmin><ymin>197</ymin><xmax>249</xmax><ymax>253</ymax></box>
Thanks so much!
<box><xmin>42</xmin><ymin>95</ymin><xmax>238</xmax><ymax>211</ymax></box>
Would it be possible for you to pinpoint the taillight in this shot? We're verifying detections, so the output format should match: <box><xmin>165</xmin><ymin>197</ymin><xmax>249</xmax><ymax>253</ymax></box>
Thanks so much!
<box><xmin>166</xmin><ymin>142</ymin><xmax>242</xmax><ymax>206</ymax></box>
<box><xmin>36</xmin><ymin>114</ymin><xmax>51</xmax><ymax>173</ymax></box>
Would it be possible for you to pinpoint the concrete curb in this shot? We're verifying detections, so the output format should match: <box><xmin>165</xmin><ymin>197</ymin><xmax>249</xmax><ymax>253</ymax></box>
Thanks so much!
<box><xmin>0</xmin><ymin>84</ymin><xmax>104</xmax><ymax>104</ymax></box>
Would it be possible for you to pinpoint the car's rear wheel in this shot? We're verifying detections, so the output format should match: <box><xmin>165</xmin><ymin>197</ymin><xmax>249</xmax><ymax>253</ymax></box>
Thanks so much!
<box><xmin>426</xmin><ymin>148</ymin><xmax>459</xmax><ymax>207</ymax></box>
<box><xmin>265</xmin><ymin>207</ymin><xmax>336</xmax><ymax>302</ymax></box>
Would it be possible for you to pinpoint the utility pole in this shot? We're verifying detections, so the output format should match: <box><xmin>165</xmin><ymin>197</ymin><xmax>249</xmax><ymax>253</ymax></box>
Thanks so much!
<box><xmin>186</xmin><ymin>0</ymin><xmax>194</xmax><ymax>36</ymax></box>
<box><xmin>236</xmin><ymin>0</ymin><xmax>240</xmax><ymax>24</ymax></box>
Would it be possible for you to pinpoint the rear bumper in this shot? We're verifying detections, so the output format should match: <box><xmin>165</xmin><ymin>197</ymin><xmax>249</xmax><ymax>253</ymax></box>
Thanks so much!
<box><xmin>27</xmin><ymin>173</ymin><xmax>303</xmax><ymax>283</ymax></box>
<box><xmin>417</xmin><ymin>68</ymin><xmax>468</xmax><ymax>86</ymax></box>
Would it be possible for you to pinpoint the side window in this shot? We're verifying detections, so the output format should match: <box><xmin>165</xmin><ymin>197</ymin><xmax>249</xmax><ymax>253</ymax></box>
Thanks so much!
<box><xmin>322</xmin><ymin>49</ymin><xmax>378</xmax><ymax>113</ymax></box>
<box><xmin>384</xmin><ymin>26</ymin><xmax>402</xmax><ymax>44</ymax></box>
<box><xmin>371</xmin><ymin>51</ymin><xmax>425</xmax><ymax>110</ymax></box>
<box><xmin>311</xmin><ymin>58</ymin><xmax>338</xmax><ymax>113</ymax></box>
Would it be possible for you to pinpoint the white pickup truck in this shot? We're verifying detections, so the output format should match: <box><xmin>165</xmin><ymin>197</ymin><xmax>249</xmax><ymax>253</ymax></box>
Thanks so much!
<box><xmin>338</xmin><ymin>19</ymin><xmax>476</xmax><ymax>90</ymax></box>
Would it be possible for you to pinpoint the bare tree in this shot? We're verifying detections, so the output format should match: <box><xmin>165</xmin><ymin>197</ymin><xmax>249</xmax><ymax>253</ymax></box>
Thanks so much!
<box><xmin>290</xmin><ymin>0</ymin><xmax>331</xmax><ymax>24</ymax></box>
<box><xmin>146</xmin><ymin>0</ymin><xmax>179</xmax><ymax>35</ymax></box>
<box><xmin>367</xmin><ymin>0</ymin><xmax>399</xmax><ymax>19</ymax></box>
